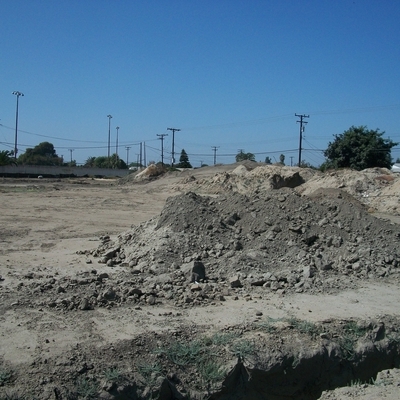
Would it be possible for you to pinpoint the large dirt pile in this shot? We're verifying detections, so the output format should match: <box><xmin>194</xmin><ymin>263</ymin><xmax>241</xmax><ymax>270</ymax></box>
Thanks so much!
<box><xmin>10</xmin><ymin>187</ymin><xmax>400</xmax><ymax>314</ymax></box>
<box><xmin>80</xmin><ymin>188</ymin><xmax>400</xmax><ymax>312</ymax></box>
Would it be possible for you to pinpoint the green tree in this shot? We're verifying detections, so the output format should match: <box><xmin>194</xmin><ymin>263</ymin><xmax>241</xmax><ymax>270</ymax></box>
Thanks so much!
<box><xmin>91</xmin><ymin>154</ymin><xmax>127</xmax><ymax>169</ymax></box>
<box><xmin>109</xmin><ymin>154</ymin><xmax>127</xmax><ymax>169</ymax></box>
<box><xmin>177</xmin><ymin>149</ymin><xmax>192</xmax><ymax>168</ymax></box>
<box><xmin>265</xmin><ymin>156</ymin><xmax>272</xmax><ymax>164</ymax></box>
<box><xmin>279</xmin><ymin>154</ymin><xmax>285</xmax><ymax>165</ymax></box>
<box><xmin>236</xmin><ymin>150</ymin><xmax>255</xmax><ymax>162</ymax></box>
<box><xmin>0</xmin><ymin>150</ymin><xmax>17</xmax><ymax>166</ymax></box>
<box><xmin>323</xmin><ymin>126</ymin><xmax>397</xmax><ymax>171</ymax></box>
<box><xmin>84</xmin><ymin>156</ymin><xmax>96</xmax><ymax>167</ymax></box>
<box><xmin>17</xmin><ymin>142</ymin><xmax>63</xmax><ymax>166</ymax></box>
<box><xmin>93</xmin><ymin>156</ymin><xmax>109</xmax><ymax>168</ymax></box>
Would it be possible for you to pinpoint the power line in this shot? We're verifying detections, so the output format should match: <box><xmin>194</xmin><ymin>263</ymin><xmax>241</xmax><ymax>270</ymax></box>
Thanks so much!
<box><xmin>0</xmin><ymin>124</ymin><xmax>106</xmax><ymax>143</ymax></box>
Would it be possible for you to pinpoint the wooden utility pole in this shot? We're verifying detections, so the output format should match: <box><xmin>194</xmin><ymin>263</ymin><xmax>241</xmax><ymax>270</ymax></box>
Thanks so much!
<box><xmin>167</xmin><ymin>127</ymin><xmax>181</xmax><ymax>167</ymax></box>
<box><xmin>295</xmin><ymin>114</ymin><xmax>309</xmax><ymax>166</ymax></box>
<box><xmin>157</xmin><ymin>134</ymin><xmax>168</xmax><ymax>165</ymax></box>
<box><xmin>68</xmin><ymin>149</ymin><xmax>74</xmax><ymax>163</ymax></box>
<box><xmin>211</xmin><ymin>146</ymin><xmax>219</xmax><ymax>165</ymax></box>
<box><xmin>125</xmin><ymin>146</ymin><xmax>131</xmax><ymax>165</ymax></box>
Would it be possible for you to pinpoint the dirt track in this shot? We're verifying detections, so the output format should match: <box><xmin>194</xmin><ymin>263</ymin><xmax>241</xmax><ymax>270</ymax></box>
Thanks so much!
<box><xmin>1</xmin><ymin>165</ymin><xmax>400</xmax><ymax>399</ymax></box>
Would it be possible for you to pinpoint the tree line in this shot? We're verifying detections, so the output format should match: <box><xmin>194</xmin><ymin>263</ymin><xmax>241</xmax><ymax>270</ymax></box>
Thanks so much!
<box><xmin>0</xmin><ymin>142</ymin><xmax>194</xmax><ymax>170</ymax></box>
<box><xmin>235</xmin><ymin>126</ymin><xmax>398</xmax><ymax>170</ymax></box>
<box><xmin>0</xmin><ymin>126</ymin><xmax>398</xmax><ymax>170</ymax></box>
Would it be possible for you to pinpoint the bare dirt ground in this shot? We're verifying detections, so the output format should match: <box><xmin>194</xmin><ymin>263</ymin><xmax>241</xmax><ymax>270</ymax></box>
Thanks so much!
<box><xmin>1</xmin><ymin>164</ymin><xmax>400</xmax><ymax>399</ymax></box>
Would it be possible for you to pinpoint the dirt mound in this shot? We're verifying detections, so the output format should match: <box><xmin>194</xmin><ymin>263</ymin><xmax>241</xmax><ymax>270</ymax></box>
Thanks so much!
<box><xmin>170</xmin><ymin>164</ymin><xmax>400</xmax><ymax>217</ymax></box>
<box><xmin>298</xmin><ymin>167</ymin><xmax>400</xmax><ymax>215</ymax></box>
<box><xmin>81</xmin><ymin>189</ymin><xmax>400</xmax><ymax>315</ymax></box>
<box><xmin>118</xmin><ymin>164</ymin><xmax>169</xmax><ymax>184</ymax></box>
<box><xmin>173</xmin><ymin>165</ymin><xmax>307</xmax><ymax>195</ymax></box>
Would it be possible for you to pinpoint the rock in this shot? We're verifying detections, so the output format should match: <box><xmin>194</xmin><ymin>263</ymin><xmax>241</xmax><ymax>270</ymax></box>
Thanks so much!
<box><xmin>370</xmin><ymin>322</ymin><xmax>385</xmax><ymax>341</ymax></box>
<box><xmin>131</xmin><ymin>269</ymin><xmax>141</xmax><ymax>275</ymax></box>
<box><xmin>103</xmin><ymin>246</ymin><xmax>120</xmax><ymax>260</ymax></box>
<box><xmin>102</xmin><ymin>287</ymin><xmax>117</xmax><ymax>300</ymax></box>
<box><xmin>303</xmin><ymin>265</ymin><xmax>316</xmax><ymax>279</ymax></box>
<box><xmin>129</xmin><ymin>259</ymin><xmax>138</xmax><ymax>267</ymax></box>
<box><xmin>128</xmin><ymin>288</ymin><xmax>143</xmax><ymax>296</ymax></box>
<box><xmin>79</xmin><ymin>298</ymin><xmax>91</xmax><ymax>311</ymax></box>
<box><xmin>352</xmin><ymin>262</ymin><xmax>362</xmax><ymax>271</ymax></box>
<box><xmin>251</xmin><ymin>279</ymin><xmax>266</xmax><ymax>286</ymax></box>
<box><xmin>184</xmin><ymin>296</ymin><xmax>193</xmax><ymax>303</ymax></box>
<box><xmin>147</xmin><ymin>295</ymin><xmax>156</xmax><ymax>305</ymax></box>
<box><xmin>288</xmin><ymin>224</ymin><xmax>303</xmax><ymax>233</ymax></box>
<box><xmin>181</xmin><ymin>260</ymin><xmax>206</xmax><ymax>282</ymax></box>
<box><xmin>234</xmin><ymin>241</ymin><xmax>243</xmax><ymax>250</ymax></box>
<box><xmin>190</xmin><ymin>283</ymin><xmax>202</xmax><ymax>291</ymax></box>
<box><xmin>229</xmin><ymin>276</ymin><xmax>242</xmax><ymax>288</ymax></box>
<box><xmin>191</xmin><ymin>261</ymin><xmax>206</xmax><ymax>282</ymax></box>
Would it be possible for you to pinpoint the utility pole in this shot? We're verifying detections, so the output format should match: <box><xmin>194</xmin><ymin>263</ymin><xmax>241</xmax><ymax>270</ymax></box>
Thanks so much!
<box><xmin>295</xmin><ymin>113</ymin><xmax>309</xmax><ymax>167</ymax></box>
<box><xmin>211</xmin><ymin>146</ymin><xmax>219</xmax><ymax>165</ymax></box>
<box><xmin>68</xmin><ymin>149</ymin><xmax>74</xmax><ymax>163</ymax></box>
<box><xmin>290</xmin><ymin>156</ymin><xmax>293</xmax><ymax>167</ymax></box>
<box><xmin>167</xmin><ymin>127</ymin><xmax>181</xmax><ymax>167</ymax></box>
<box><xmin>139</xmin><ymin>142</ymin><xmax>142</xmax><ymax>169</ymax></box>
<box><xmin>125</xmin><ymin>146</ymin><xmax>131</xmax><ymax>165</ymax></box>
<box><xmin>12</xmin><ymin>91</ymin><xmax>24</xmax><ymax>159</ymax></box>
<box><xmin>115</xmin><ymin>126</ymin><xmax>120</xmax><ymax>157</ymax></box>
<box><xmin>143</xmin><ymin>141</ymin><xmax>146</xmax><ymax>167</ymax></box>
<box><xmin>157</xmin><ymin>134</ymin><xmax>168</xmax><ymax>165</ymax></box>
<box><xmin>107</xmin><ymin>114</ymin><xmax>113</xmax><ymax>158</ymax></box>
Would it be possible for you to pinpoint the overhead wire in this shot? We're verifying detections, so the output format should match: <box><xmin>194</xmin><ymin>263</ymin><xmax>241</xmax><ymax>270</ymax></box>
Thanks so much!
<box><xmin>2</xmin><ymin>104</ymin><xmax>399</xmax><ymax>165</ymax></box>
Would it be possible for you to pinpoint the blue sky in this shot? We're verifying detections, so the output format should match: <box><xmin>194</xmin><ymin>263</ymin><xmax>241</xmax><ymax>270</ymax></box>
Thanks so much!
<box><xmin>1</xmin><ymin>0</ymin><xmax>399</xmax><ymax>167</ymax></box>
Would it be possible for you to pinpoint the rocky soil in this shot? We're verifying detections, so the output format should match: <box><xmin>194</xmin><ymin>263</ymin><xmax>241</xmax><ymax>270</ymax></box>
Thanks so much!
<box><xmin>1</xmin><ymin>164</ymin><xmax>400</xmax><ymax>399</ymax></box>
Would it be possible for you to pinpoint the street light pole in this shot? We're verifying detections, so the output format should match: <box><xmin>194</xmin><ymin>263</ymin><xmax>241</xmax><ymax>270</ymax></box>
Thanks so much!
<box><xmin>107</xmin><ymin>115</ymin><xmax>113</xmax><ymax>158</ymax></box>
<box><xmin>116</xmin><ymin>126</ymin><xmax>119</xmax><ymax>157</ymax></box>
<box><xmin>12</xmin><ymin>91</ymin><xmax>24</xmax><ymax>159</ymax></box>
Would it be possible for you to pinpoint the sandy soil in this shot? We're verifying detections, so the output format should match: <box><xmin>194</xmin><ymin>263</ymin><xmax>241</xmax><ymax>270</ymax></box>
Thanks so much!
<box><xmin>1</xmin><ymin>166</ymin><xmax>400</xmax><ymax>399</ymax></box>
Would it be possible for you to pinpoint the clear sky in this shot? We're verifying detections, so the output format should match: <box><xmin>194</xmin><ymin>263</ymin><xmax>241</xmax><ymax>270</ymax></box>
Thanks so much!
<box><xmin>1</xmin><ymin>0</ymin><xmax>399</xmax><ymax>167</ymax></box>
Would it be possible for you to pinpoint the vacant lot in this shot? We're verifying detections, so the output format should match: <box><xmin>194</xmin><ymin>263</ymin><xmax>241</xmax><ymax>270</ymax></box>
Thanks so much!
<box><xmin>1</xmin><ymin>165</ymin><xmax>400</xmax><ymax>399</ymax></box>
